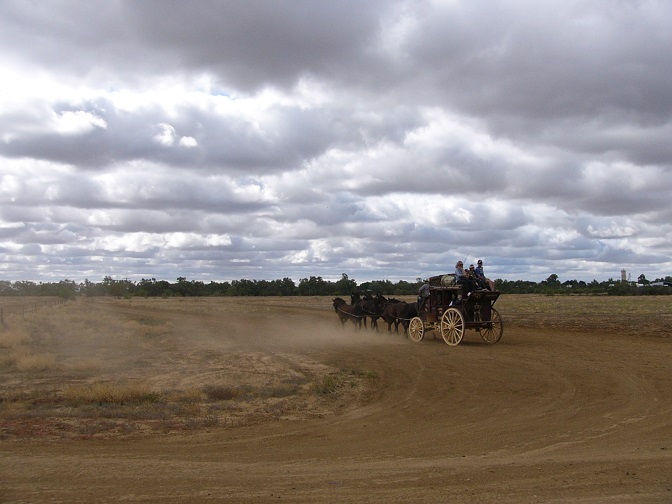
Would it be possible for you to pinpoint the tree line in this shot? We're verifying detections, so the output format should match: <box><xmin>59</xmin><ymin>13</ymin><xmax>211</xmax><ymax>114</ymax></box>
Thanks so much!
<box><xmin>0</xmin><ymin>272</ymin><xmax>670</xmax><ymax>299</ymax></box>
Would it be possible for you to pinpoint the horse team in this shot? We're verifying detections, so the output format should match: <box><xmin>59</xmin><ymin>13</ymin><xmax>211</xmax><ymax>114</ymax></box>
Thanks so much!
<box><xmin>332</xmin><ymin>292</ymin><xmax>418</xmax><ymax>335</ymax></box>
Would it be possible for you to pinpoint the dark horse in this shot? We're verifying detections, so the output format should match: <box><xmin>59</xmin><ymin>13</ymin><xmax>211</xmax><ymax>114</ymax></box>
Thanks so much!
<box><xmin>332</xmin><ymin>297</ymin><xmax>364</xmax><ymax>330</ymax></box>
<box><xmin>381</xmin><ymin>300</ymin><xmax>418</xmax><ymax>335</ymax></box>
<box><xmin>359</xmin><ymin>293</ymin><xmax>391</xmax><ymax>331</ymax></box>
<box><xmin>349</xmin><ymin>292</ymin><xmax>383</xmax><ymax>331</ymax></box>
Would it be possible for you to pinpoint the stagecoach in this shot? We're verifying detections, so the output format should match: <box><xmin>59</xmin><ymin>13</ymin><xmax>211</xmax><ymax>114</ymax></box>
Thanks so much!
<box><xmin>408</xmin><ymin>274</ymin><xmax>503</xmax><ymax>346</ymax></box>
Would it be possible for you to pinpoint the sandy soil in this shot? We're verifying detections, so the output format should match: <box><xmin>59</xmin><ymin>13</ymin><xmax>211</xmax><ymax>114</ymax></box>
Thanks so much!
<box><xmin>1</xmin><ymin>296</ymin><xmax>671</xmax><ymax>503</ymax></box>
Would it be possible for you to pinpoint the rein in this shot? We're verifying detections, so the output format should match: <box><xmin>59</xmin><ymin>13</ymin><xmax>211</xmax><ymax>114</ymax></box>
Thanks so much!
<box><xmin>336</xmin><ymin>305</ymin><xmax>364</xmax><ymax>319</ymax></box>
<box><xmin>360</xmin><ymin>306</ymin><xmax>383</xmax><ymax>317</ymax></box>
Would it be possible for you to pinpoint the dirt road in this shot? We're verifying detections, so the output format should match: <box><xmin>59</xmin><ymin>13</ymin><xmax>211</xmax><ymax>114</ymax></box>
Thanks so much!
<box><xmin>2</xmin><ymin>297</ymin><xmax>671</xmax><ymax>503</ymax></box>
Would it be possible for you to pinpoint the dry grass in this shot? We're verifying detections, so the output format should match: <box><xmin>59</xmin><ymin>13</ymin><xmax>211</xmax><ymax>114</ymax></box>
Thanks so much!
<box><xmin>495</xmin><ymin>293</ymin><xmax>672</xmax><ymax>336</ymax></box>
<box><xmin>0</xmin><ymin>322</ymin><xmax>59</xmax><ymax>371</ymax></box>
<box><xmin>0</xmin><ymin>297</ymin><xmax>377</xmax><ymax>439</ymax></box>
<box><xmin>62</xmin><ymin>383</ymin><xmax>162</xmax><ymax>405</ymax></box>
<box><xmin>0</xmin><ymin>325</ymin><xmax>31</xmax><ymax>348</ymax></box>
<box><xmin>13</xmin><ymin>352</ymin><xmax>58</xmax><ymax>372</ymax></box>
<box><xmin>2</xmin><ymin>294</ymin><xmax>668</xmax><ymax>441</ymax></box>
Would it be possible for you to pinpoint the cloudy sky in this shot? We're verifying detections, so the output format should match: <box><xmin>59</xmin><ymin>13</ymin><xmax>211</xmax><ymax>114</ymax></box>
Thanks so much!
<box><xmin>1</xmin><ymin>0</ymin><xmax>671</xmax><ymax>285</ymax></box>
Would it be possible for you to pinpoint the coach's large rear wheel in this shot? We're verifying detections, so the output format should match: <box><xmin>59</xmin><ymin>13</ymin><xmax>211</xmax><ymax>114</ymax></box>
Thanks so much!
<box><xmin>408</xmin><ymin>317</ymin><xmax>424</xmax><ymax>343</ymax></box>
<box><xmin>440</xmin><ymin>308</ymin><xmax>464</xmax><ymax>346</ymax></box>
<box><xmin>479</xmin><ymin>308</ymin><xmax>503</xmax><ymax>344</ymax></box>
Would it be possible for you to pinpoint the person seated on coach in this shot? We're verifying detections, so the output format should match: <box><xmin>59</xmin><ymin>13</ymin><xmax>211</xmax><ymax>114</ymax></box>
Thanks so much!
<box><xmin>468</xmin><ymin>264</ymin><xmax>483</xmax><ymax>290</ymax></box>
<box><xmin>474</xmin><ymin>259</ymin><xmax>495</xmax><ymax>291</ymax></box>
<box><xmin>455</xmin><ymin>261</ymin><xmax>476</xmax><ymax>296</ymax></box>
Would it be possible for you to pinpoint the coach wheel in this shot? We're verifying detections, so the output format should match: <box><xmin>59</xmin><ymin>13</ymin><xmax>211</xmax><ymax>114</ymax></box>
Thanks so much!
<box><xmin>440</xmin><ymin>308</ymin><xmax>464</xmax><ymax>346</ymax></box>
<box><xmin>408</xmin><ymin>317</ymin><xmax>424</xmax><ymax>343</ymax></box>
<box><xmin>479</xmin><ymin>308</ymin><xmax>503</xmax><ymax>344</ymax></box>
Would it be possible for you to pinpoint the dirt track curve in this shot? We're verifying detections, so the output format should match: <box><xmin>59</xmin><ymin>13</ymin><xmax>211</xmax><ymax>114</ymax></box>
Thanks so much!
<box><xmin>2</xmin><ymin>297</ymin><xmax>671</xmax><ymax>503</ymax></box>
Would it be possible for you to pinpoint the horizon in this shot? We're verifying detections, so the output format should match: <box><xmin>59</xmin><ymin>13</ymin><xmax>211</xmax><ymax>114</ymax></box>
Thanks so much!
<box><xmin>1</xmin><ymin>269</ymin><xmax>666</xmax><ymax>286</ymax></box>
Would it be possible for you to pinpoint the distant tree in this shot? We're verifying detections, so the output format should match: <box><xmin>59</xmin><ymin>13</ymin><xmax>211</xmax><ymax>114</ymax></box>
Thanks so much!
<box><xmin>359</xmin><ymin>280</ymin><xmax>395</xmax><ymax>295</ymax></box>
<box><xmin>56</xmin><ymin>279</ymin><xmax>77</xmax><ymax>300</ymax></box>
<box><xmin>173</xmin><ymin>277</ymin><xmax>190</xmax><ymax>296</ymax></box>
<box><xmin>102</xmin><ymin>276</ymin><xmax>129</xmax><ymax>298</ymax></box>
<box><xmin>279</xmin><ymin>277</ymin><xmax>297</xmax><ymax>296</ymax></box>
<box><xmin>333</xmin><ymin>273</ymin><xmax>357</xmax><ymax>296</ymax></box>
<box><xmin>298</xmin><ymin>276</ymin><xmax>329</xmax><ymax>296</ymax></box>
<box><xmin>543</xmin><ymin>274</ymin><xmax>560</xmax><ymax>287</ymax></box>
<box><xmin>0</xmin><ymin>280</ymin><xmax>16</xmax><ymax>296</ymax></box>
<box><xmin>80</xmin><ymin>278</ymin><xmax>104</xmax><ymax>296</ymax></box>
<box><xmin>14</xmin><ymin>281</ymin><xmax>42</xmax><ymax>296</ymax></box>
<box><xmin>233</xmin><ymin>279</ymin><xmax>259</xmax><ymax>296</ymax></box>
<box><xmin>608</xmin><ymin>282</ymin><xmax>638</xmax><ymax>296</ymax></box>
<box><xmin>392</xmin><ymin>279</ymin><xmax>419</xmax><ymax>295</ymax></box>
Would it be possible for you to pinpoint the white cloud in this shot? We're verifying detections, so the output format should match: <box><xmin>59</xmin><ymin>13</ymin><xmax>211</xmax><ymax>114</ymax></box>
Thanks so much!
<box><xmin>53</xmin><ymin>110</ymin><xmax>107</xmax><ymax>135</ymax></box>
<box><xmin>178</xmin><ymin>136</ymin><xmax>197</xmax><ymax>147</ymax></box>
<box><xmin>154</xmin><ymin>123</ymin><xmax>177</xmax><ymax>146</ymax></box>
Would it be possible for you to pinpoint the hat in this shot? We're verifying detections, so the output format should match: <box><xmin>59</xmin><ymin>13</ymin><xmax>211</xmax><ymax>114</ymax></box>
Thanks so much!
<box><xmin>477</xmin><ymin>259</ymin><xmax>483</xmax><ymax>264</ymax></box>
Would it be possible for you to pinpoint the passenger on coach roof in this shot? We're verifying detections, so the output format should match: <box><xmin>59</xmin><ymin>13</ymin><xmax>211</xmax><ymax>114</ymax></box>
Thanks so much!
<box><xmin>455</xmin><ymin>260</ymin><xmax>476</xmax><ymax>296</ymax></box>
<box><xmin>474</xmin><ymin>259</ymin><xmax>495</xmax><ymax>291</ymax></box>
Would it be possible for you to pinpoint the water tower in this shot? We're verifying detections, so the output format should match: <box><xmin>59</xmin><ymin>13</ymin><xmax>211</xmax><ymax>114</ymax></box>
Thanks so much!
<box><xmin>621</xmin><ymin>269</ymin><xmax>627</xmax><ymax>283</ymax></box>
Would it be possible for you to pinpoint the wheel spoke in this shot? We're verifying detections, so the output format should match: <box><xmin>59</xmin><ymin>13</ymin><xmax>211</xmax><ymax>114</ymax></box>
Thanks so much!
<box><xmin>409</xmin><ymin>317</ymin><xmax>424</xmax><ymax>343</ymax></box>
<box><xmin>441</xmin><ymin>308</ymin><xmax>464</xmax><ymax>346</ymax></box>
<box><xmin>480</xmin><ymin>309</ymin><xmax>503</xmax><ymax>344</ymax></box>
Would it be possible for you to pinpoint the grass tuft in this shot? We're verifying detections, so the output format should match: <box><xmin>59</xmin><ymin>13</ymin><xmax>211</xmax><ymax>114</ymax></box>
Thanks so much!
<box><xmin>63</xmin><ymin>383</ymin><xmax>162</xmax><ymax>405</ymax></box>
<box><xmin>314</xmin><ymin>375</ymin><xmax>338</xmax><ymax>395</ymax></box>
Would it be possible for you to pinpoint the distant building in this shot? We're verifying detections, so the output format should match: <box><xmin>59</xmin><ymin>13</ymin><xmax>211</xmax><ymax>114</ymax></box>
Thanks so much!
<box><xmin>621</xmin><ymin>269</ymin><xmax>627</xmax><ymax>283</ymax></box>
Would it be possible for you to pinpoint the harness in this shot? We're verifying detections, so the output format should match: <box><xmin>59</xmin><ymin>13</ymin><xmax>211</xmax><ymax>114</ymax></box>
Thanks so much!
<box><xmin>336</xmin><ymin>305</ymin><xmax>364</xmax><ymax>320</ymax></box>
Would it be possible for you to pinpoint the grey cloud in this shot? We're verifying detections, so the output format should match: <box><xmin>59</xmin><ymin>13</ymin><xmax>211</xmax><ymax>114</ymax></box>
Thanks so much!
<box><xmin>0</xmin><ymin>97</ymin><xmax>369</xmax><ymax>173</ymax></box>
<box><xmin>0</xmin><ymin>100</ymin><xmax>161</xmax><ymax>169</ymax></box>
<box><xmin>1</xmin><ymin>0</ymin><xmax>671</xmax><ymax>283</ymax></box>
<box><xmin>0</xmin><ymin>0</ymin><xmax>388</xmax><ymax>90</ymax></box>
